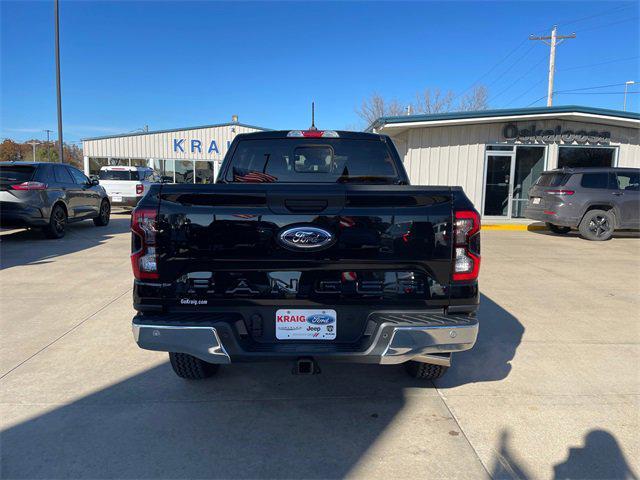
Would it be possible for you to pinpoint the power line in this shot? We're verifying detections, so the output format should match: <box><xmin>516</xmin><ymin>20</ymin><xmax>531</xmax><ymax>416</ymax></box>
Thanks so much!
<box><xmin>576</xmin><ymin>16</ymin><xmax>639</xmax><ymax>33</ymax></box>
<box><xmin>485</xmin><ymin>44</ymin><xmax>538</xmax><ymax>91</ymax></box>
<box><xmin>487</xmin><ymin>55</ymin><xmax>547</xmax><ymax>104</ymax></box>
<box><xmin>555</xmin><ymin>82</ymin><xmax>631</xmax><ymax>93</ymax></box>
<box><xmin>504</xmin><ymin>77</ymin><xmax>547</xmax><ymax>107</ymax></box>
<box><xmin>526</xmin><ymin>83</ymin><xmax>639</xmax><ymax>106</ymax></box>
<box><xmin>554</xmin><ymin>3</ymin><xmax>636</xmax><ymax>29</ymax></box>
<box><xmin>451</xmin><ymin>38</ymin><xmax>529</xmax><ymax>102</ymax></box>
<box><xmin>526</xmin><ymin>95</ymin><xmax>548</xmax><ymax>107</ymax></box>
<box><xmin>558</xmin><ymin>56</ymin><xmax>640</xmax><ymax>72</ymax></box>
<box><xmin>556</xmin><ymin>91</ymin><xmax>639</xmax><ymax>95</ymax></box>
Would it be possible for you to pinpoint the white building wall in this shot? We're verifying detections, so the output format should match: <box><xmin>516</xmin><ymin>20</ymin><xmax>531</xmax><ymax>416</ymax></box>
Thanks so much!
<box><xmin>391</xmin><ymin>119</ymin><xmax>640</xmax><ymax>210</ymax></box>
<box><xmin>83</xmin><ymin>124</ymin><xmax>264</xmax><ymax>161</ymax></box>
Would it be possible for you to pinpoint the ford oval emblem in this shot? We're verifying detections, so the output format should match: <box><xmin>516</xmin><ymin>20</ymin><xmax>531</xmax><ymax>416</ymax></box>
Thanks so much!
<box><xmin>278</xmin><ymin>226</ymin><xmax>334</xmax><ymax>251</ymax></box>
<box><xmin>307</xmin><ymin>313</ymin><xmax>335</xmax><ymax>325</ymax></box>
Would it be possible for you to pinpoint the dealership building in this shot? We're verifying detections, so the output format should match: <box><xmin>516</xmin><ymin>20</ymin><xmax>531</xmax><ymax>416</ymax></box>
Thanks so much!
<box><xmin>83</xmin><ymin>106</ymin><xmax>639</xmax><ymax>221</ymax></box>
<box><xmin>82</xmin><ymin>118</ymin><xmax>267</xmax><ymax>184</ymax></box>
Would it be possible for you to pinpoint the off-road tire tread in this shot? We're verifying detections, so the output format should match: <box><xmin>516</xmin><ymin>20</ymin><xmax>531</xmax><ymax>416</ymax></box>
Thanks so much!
<box><xmin>404</xmin><ymin>361</ymin><xmax>448</xmax><ymax>379</ymax></box>
<box><xmin>169</xmin><ymin>352</ymin><xmax>219</xmax><ymax>379</ymax></box>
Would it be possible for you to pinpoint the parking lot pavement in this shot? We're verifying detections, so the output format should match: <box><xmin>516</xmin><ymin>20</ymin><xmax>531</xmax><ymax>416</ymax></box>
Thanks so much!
<box><xmin>1</xmin><ymin>225</ymin><xmax>638</xmax><ymax>479</ymax></box>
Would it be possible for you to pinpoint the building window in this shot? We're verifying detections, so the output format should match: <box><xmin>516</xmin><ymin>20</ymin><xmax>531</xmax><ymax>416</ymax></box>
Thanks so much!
<box><xmin>88</xmin><ymin>157</ymin><xmax>109</xmax><ymax>175</ymax></box>
<box><xmin>175</xmin><ymin>160</ymin><xmax>194</xmax><ymax>183</ymax></box>
<box><xmin>107</xmin><ymin>158</ymin><xmax>130</xmax><ymax>167</ymax></box>
<box><xmin>486</xmin><ymin>145</ymin><xmax>515</xmax><ymax>151</ymax></box>
<box><xmin>557</xmin><ymin>146</ymin><xmax>616</xmax><ymax>169</ymax></box>
<box><xmin>195</xmin><ymin>161</ymin><xmax>216</xmax><ymax>183</ymax></box>
<box><xmin>131</xmin><ymin>158</ymin><xmax>149</xmax><ymax>167</ymax></box>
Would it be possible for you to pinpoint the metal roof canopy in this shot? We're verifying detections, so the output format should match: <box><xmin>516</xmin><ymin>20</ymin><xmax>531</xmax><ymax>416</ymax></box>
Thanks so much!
<box><xmin>368</xmin><ymin>105</ymin><xmax>640</xmax><ymax>135</ymax></box>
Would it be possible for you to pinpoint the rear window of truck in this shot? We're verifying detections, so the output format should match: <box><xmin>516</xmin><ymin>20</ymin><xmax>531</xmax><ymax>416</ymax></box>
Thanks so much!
<box><xmin>536</xmin><ymin>172</ymin><xmax>571</xmax><ymax>187</ymax></box>
<box><xmin>225</xmin><ymin>138</ymin><xmax>400</xmax><ymax>184</ymax></box>
<box><xmin>99</xmin><ymin>170</ymin><xmax>140</xmax><ymax>181</ymax></box>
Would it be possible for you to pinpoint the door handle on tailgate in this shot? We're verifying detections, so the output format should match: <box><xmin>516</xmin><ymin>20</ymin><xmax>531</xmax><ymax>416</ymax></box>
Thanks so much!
<box><xmin>284</xmin><ymin>199</ymin><xmax>328</xmax><ymax>213</ymax></box>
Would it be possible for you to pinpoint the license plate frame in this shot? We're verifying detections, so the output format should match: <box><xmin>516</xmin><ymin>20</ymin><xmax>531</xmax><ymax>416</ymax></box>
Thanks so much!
<box><xmin>275</xmin><ymin>309</ymin><xmax>337</xmax><ymax>340</ymax></box>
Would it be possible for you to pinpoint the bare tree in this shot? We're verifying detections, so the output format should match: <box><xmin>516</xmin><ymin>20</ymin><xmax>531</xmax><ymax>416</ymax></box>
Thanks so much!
<box><xmin>413</xmin><ymin>88</ymin><xmax>455</xmax><ymax>114</ymax></box>
<box><xmin>355</xmin><ymin>93</ymin><xmax>406</xmax><ymax>126</ymax></box>
<box><xmin>458</xmin><ymin>86</ymin><xmax>489</xmax><ymax>112</ymax></box>
<box><xmin>356</xmin><ymin>85</ymin><xmax>489</xmax><ymax>127</ymax></box>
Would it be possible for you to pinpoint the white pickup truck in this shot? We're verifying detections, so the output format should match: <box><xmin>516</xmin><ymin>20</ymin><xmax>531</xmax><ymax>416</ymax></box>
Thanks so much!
<box><xmin>97</xmin><ymin>166</ymin><xmax>159</xmax><ymax>208</ymax></box>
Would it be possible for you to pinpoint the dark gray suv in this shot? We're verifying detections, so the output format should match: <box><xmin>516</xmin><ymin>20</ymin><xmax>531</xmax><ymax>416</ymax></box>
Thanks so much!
<box><xmin>525</xmin><ymin>167</ymin><xmax>639</xmax><ymax>241</ymax></box>
<box><xmin>0</xmin><ymin>162</ymin><xmax>111</xmax><ymax>238</ymax></box>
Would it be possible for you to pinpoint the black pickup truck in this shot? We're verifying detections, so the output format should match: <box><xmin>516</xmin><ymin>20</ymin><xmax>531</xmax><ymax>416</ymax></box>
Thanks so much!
<box><xmin>131</xmin><ymin>129</ymin><xmax>480</xmax><ymax>380</ymax></box>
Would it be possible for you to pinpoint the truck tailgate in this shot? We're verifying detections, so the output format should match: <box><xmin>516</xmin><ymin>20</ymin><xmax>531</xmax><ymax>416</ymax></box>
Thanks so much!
<box><xmin>99</xmin><ymin>180</ymin><xmax>139</xmax><ymax>197</ymax></box>
<box><xmin>147</xmin><ymin>183</ymin><xmax>453</xmax><ymax>314</ymax></box>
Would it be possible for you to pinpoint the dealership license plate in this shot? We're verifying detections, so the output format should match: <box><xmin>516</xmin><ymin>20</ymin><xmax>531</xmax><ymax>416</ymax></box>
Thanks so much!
<box><xmin>112</xmin><ymin>195</ymin><xmax>122</xmax><ymax>203</ymax></box>
<box><xmin>532</xmin><ymin>197</ymin><xmax>541</xmax><ymax>205</ymax></box>
<box><xmin>275</xmin><ymin>309</ymin><xmax>337</xmax><ymax>340</ymax></box>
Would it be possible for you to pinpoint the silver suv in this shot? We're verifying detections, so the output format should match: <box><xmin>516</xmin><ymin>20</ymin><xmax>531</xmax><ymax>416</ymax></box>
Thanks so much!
<box><xmin>525</xmin><ymin>167</ymin><xmax>640</xmax><ymax>241</ymax></box>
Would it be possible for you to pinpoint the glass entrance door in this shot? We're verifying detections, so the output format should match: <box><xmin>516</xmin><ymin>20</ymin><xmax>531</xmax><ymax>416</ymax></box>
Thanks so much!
<box><xmin>512</xmin><ymin>146</ymin><xmax>545</xmax><ymax>218</ymax></box>
<box><xmin>484</xmin><ymin>154</ymin><xmax>513</xmax><ymax>217</ymax></box>
<box><xmin>483</xmin><ymin>146</ymin><xmax>546</xmax><ymax>219</ymax></box>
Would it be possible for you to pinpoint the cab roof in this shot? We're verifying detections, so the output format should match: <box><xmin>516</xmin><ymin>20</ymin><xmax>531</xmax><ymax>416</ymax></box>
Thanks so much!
<box><xmin>233</xmin><ymin>130</ymin><xmax>387</xmax><ymax>141</ymax></box>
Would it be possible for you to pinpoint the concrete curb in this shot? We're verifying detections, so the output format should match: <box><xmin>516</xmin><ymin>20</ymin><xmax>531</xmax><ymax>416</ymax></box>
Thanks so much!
<box><xmin>483</xmin><ymin>224</ymin><xmax>547</xmax><ymax>231</ymax></box>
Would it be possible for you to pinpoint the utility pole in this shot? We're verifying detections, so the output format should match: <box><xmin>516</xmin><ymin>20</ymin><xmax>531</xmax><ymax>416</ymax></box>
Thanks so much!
<box><xmin>27</xmin><ymin>141</ymin><xmax>39</xmax><ymax>161</ymax></box>
<box><xmin>530</xmin><ymin>26</ymin><xmax>576</xmax><ymax>107</ymax></box>
<box><xmin>54</xmin><ymin>0</ymin><xmax>64</xmax><ymax>162</ymax></box>
<box><xmin>44</xmin><ymin>129</ymin><xmax>53</xmax><ymax>162</ymax></box>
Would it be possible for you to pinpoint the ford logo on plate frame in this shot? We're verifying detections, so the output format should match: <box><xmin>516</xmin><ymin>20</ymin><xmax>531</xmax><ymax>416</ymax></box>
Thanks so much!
<box><xmin>307</xmin><ymin>313</ymin><xmax>335</xmax><ymax>325</ymax></box>
<box><xmin>278</xmin><ymin>226</ymin><xmax>335</xmax><ymax>251</ymax></box>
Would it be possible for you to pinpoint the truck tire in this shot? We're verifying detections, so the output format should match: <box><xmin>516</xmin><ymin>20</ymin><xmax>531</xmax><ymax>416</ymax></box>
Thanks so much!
<box><xmin>545</xmin><ymin>223</ymin><xmax>571</xmax><ymax>234</ymax></box>
<box><xmin>169</xmin><ymin>352</ymin><xmax>220</xmax><ymax>379</ymax></box>
<box><xmin>404</xmin><ymin>361</ymin><xmax>448</xmax><ymax>380</ymax></box>
<box><xmin>578</xmin><ymin>209</ymin><xmax>614</xmax><ymax>241</ymax></box>
<box><xmin>44</xmin><ymin>203</ymin><xmax>67</xmax><ymax>239</ymax></box>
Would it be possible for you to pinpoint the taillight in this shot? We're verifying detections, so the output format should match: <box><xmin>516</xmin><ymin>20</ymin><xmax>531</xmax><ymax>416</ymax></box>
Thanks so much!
<box><xmin>453</xmin><ymin>210</ymin><xmax>481</xmax><ymax>282</ymax></box>
<box><xmin>287</xmin><ymin>130</ymin><xmax>339</xmax><ymax>138</ymax></box>
<box><xmin>136</xmin><ymin>183</ymin><xmax>144</xmax><ymax>195</ymax></box>
<box><xmin>547</xmin><ymin>189</ymin><xmax>574</xmax><ymax>195</ymax></box>
<box><xmin>11</xmin><ymin>181</ymin><xmax>47</xmax><ymax>191</ymax></box>
<box><xmin>130</xmin><ymin>208</ymin><xmax>158</xmax><ymax>280</ymax></box>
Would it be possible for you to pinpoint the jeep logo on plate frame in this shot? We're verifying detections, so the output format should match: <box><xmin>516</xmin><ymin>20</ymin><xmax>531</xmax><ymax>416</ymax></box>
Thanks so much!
<box><xmin>278</xmin><ymin>226</ymin><xmax>335</xmax><ymax>251</ymax></box>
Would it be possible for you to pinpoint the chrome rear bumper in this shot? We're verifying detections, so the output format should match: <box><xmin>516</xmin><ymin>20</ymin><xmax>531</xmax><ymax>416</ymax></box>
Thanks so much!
<box><xmin>133</xmin><ymin>324</ymin><xmax>231</xmax><ymax>364</ymax></box>
<box><xmin>132</xmin><ymin>311</ymin><xmax>478</xmax><ymax>367</ymax></box>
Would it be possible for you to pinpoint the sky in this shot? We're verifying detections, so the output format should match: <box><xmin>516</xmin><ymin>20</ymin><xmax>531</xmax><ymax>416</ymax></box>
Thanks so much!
<box><xmin>1</xmin><ymin>1</ymin><xmax>638</xmax><ymax>143</ymax></box>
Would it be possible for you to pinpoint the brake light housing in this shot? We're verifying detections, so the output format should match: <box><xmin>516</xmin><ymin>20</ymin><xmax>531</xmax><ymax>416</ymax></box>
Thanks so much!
<box><xmin>546</xmin><ymin>189</ymin><xmax>574</xmax><ymax>195</ymax></box>
<box><xmin>287</xmin><ymin>130</ymin><xmax>339</xmax><ymax>138</ymax></box>
<box><xmin>452</xmin><ymin>210</ymin><xmax>481</xmax><ymax>282</ymax></box>
<box><xmin>11</xmin><ymin>181</ymin><xmax>47</xmax><ymax>191</ymax></box>
<box><xmin>136</xmin><ymin>183</ymin><xmax>144</xmax><ymax>195</ymax></box>
<box><xmin>131</xmin><ymin>208</ymin><xmax>159</xmax><ymax>280</ymax></box>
